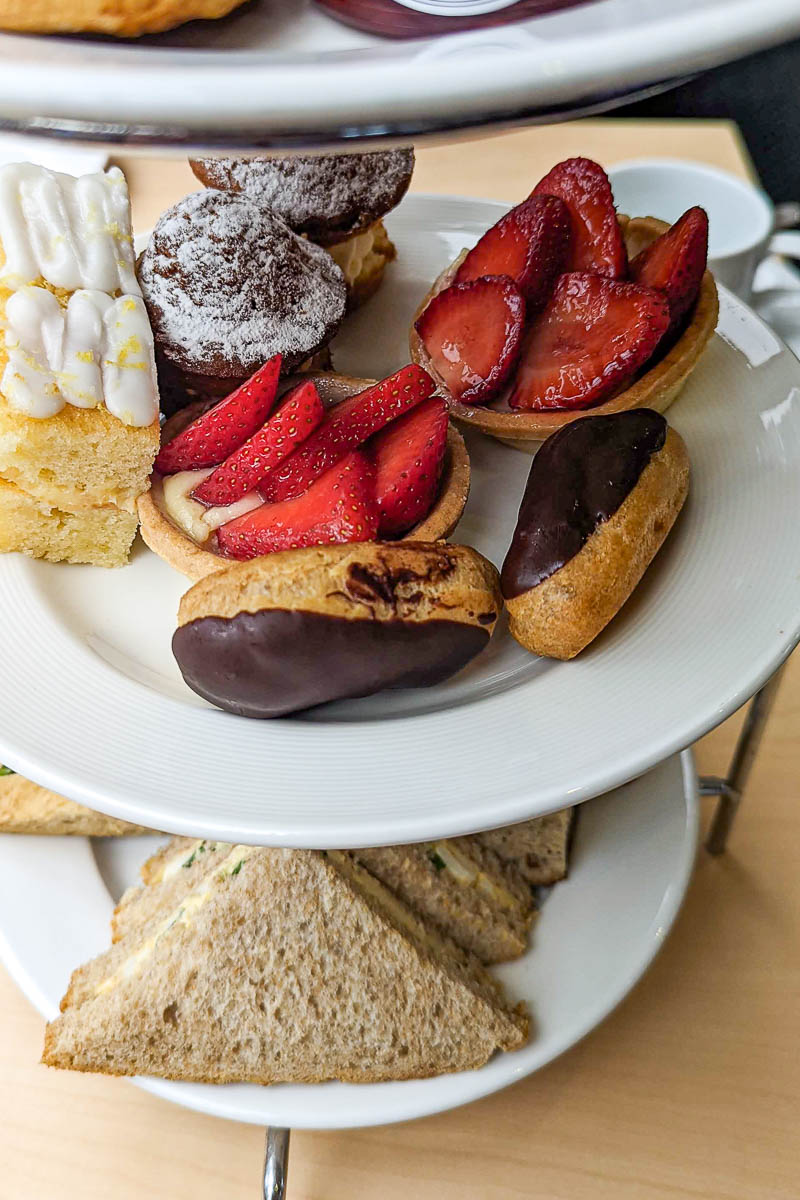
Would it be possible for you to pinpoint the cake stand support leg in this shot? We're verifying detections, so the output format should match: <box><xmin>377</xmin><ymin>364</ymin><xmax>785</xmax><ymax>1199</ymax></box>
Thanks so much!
<box><xmin>263</xmin><ymin>1127</ymin><xmax>290</xmax><ymax>1200</ymax></box>
<box><xmin>701</xmin><ymin>663</ymin><xmax>787</xmax><ymax>855</ymax></box>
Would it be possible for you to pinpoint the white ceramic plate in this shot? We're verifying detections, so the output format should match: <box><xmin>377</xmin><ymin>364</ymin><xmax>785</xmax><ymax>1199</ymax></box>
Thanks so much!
<box><xmin>0</xmin><ymin>753</ymin><xmax>698</xmax><ymax>1129</ymax></box>
<box><xmin>1</xmin><ymin>193</ymin><xmax>800</xmax><ymax>847</ymax></box>
<box><xmin>0</xmin><ymin>1</ymin><xmax>798</xmax><ymax>145</ymax></box>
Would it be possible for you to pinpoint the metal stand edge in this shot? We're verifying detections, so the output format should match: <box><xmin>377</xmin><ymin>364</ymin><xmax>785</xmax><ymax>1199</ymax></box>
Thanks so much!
<box><xmin>701</xmin><ymin>663</ymin><xmax>788</xmax><ymax>854</ymax></box>
<box><xmin>263</xmin><ymin>1127</ymin><xmax>290</xmax><ymax>1200</ymax></box>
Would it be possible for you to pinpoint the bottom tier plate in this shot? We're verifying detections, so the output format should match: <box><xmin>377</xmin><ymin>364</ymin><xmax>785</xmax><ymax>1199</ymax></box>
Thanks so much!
<box><xmin>0</xmin><ymin>752</ymin><xmax>697</xmax><ymax>1129</ymax></box>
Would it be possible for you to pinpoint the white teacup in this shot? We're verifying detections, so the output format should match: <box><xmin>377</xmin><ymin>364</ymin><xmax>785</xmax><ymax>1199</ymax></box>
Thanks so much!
<box><xmin>608</xmin><ymin>158</ymin><xmax>800</xmax><ymax>301</ymax></box>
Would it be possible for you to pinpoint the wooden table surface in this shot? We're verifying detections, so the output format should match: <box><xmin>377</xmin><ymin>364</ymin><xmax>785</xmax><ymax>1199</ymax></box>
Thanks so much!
<box><xmin>2</xmin><ymin>120</ymin><xmax>799</xmax><ymax>1200</ymax></box>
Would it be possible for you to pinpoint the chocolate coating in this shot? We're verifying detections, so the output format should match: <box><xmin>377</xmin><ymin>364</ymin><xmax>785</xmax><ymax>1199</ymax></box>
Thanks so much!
<box><xmin>173</xmin><ymin>609</ymin><xmax>490</xmax><ymax>718</ymax></box>
<box><xmin>501</xmin><ymin>409</ymin><xmax>667</xmax><ymax>598</ymax></box>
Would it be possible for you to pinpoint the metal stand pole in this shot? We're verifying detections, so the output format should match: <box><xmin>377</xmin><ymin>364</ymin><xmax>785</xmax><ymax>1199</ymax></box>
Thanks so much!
<box><xmin>263</xmin><ymin>1127</ymin><xmax>290</xmax><ymax>1200</ymax></box>
<box><xmin>700</xmin><ymin>663</ymin><xmax>787</xmax><ymax>855</ymax></box>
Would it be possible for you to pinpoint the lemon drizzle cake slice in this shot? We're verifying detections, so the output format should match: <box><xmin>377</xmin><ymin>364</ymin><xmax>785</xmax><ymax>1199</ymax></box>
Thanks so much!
<box><xmin>0</xmin><ymin>163</ymin><xmax>159</xmax><ymax>565</ymax></box>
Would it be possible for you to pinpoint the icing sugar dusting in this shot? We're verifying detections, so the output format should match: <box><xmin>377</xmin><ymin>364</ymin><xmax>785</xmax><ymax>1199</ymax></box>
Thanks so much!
<box><xmin>191</xmin><ymin>149</ymin><xmax>414</xmax><ymax>239</ymax></box>
<box><xmin>138</xmin><ymin>190</ymin><xmax>347</xmax><ymax>377</ymax></box>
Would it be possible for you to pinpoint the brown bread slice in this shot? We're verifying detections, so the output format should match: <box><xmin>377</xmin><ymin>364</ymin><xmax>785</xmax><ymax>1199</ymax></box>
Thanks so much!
<box><xmin>0</xmin><ymin>771</ymin><xmax>147</xmax><ymax>836</ymax></box>
<box><xmin>112</xmin><ymin>837</ymin><xmax>233</xmax><ymax>943</ymax></box>
<box><xmin>353</xmin><ymin>838</ymin><xmax>534</xmax><ymax>964</ymax></box>
<box><xmin>44</xmin><ymin>847</ymin><xmax>528</xmax><ymax>1084</ymax></box>
<box><xmin>474</xmin><ymin>810</ymin><xmax>575</xmax><ymax>886</ymax></box>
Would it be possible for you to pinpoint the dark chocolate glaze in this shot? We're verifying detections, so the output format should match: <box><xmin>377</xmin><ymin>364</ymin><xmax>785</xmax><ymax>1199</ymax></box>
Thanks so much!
<box><xmin>501</xmin><ymin>409</ymin><xmax>667</xmax><ymax>599</ymax></box>
<box><xmin>172</xmin><ymin>609</ymin><xmax>490</xmax><ymax>719</ymax></box>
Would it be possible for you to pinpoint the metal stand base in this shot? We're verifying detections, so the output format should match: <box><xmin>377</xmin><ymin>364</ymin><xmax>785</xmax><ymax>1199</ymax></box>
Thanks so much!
<box><xmin>700</xmin><ymin>664</ymin><xmax>787</xmax><ymax>854</ymax></box>
<box><xmin>257</xmin><ymin>665</ymin><xmax>789</xmax><ymax>1196</ymax></box>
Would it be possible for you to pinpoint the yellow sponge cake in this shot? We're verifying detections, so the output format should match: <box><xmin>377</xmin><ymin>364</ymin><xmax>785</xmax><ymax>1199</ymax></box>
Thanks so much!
<box><xmin>0</xmin><ymin>163</ymin><xmax>159</xmax><ymax>566</ymax></box>
<box><xmin>0</xmin><ymin>401</ymin><xmax>157</xmax><ymax>512</ymax></box>
<box><xmin>0</xmin><ymin>477</ymin><xmax>138</xmax><ymax>568</ymax></box>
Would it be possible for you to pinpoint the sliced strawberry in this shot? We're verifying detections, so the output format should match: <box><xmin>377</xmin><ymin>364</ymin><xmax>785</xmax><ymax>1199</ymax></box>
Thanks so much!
<box><xmin>369</xmin><ymin>396</ymin><xmax>449</xmax><ymax>537</ymax></box>
<box><xmin>155</xmin><ymin>355</ymin><xmax>282</xmax><ymax>475</ymax></box>
<box><xmin>630</xmin><ymin>206</ymin><xmax>709</xmax><ymax>334</ymax></box>
<box><xmin>510</xmin><ymin>273</ymin><xmax>670</xmax><ymax>412</ymax></box>
<box><xmin>191</xmin><ymin>381</ymin><xmax>324</xmax><ymax>507</ymax></box>
<box><xmin>258</xmin><ymin>365</ymin><xmax>433</xmax><ymax>504</ymax></box>
<box><xmin>454</xmin><ymin>195</ymin><xmax>571</xmax><ymax>310</ymax></box>
<box><xmin>532</xmin><ymin>157</ymin><xmax>627</xmax><ymax>279</ymax></box>
<box><xmin>217</xmin><ymin>451</ymin><xmax>378</xmax><ymax>560</ymax></box>
<box><xmin>414</xmin><ymin>276</ymin><xmax>525</xmax><ymax>406</ymax></box>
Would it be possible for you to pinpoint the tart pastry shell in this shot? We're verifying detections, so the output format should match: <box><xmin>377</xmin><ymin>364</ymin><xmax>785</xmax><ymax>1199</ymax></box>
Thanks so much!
<box><xmin>138</xmin><ymin>373</ymin><xmax>471</xmax><ymax>582</ymax></box>
<box><xmin>409</xmin><ymin>215</ymin><xmax>719</xmax><ymax>451</ymax></box>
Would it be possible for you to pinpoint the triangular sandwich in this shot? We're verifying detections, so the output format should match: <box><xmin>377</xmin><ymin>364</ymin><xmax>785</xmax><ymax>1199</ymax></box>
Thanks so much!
<box><xmin>44</xmin><ymin>846</ymin><xmax>528</xmax><ymax>1085</ymax></box>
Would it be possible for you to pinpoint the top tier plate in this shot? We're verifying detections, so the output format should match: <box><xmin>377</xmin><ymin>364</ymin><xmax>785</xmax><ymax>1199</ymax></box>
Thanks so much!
<box><xmin>0</xmin><ymin>0</ymin><xmax>799</xmax><ymax>148</ymax></box>
<box><xmin>0</xmin><ymin>193</ymin><xmax>799</xmax><ymax>849</ymax></box>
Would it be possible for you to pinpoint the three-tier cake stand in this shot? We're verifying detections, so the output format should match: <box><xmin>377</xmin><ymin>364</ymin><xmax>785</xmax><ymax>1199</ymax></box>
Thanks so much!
<box><xmin>2</xmin><ymin>4</ymin><xmax>800</xmax><ymax>1197</ymax></box>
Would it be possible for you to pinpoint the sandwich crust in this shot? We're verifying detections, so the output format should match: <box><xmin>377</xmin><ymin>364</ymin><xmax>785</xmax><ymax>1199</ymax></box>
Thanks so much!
<box><xmin>0</xmin><ymin>772</ymin><xmax>146</xmax><ymax>836</ymax></box>
<box><xmin>505</xmin><ymin>427</ymin><xmax>689</xmax><ymax>659</ymax></box>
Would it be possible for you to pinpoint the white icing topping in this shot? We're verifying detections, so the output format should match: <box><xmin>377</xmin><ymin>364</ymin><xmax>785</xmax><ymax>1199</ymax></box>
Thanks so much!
<box><xmin>2</xmin><ymin>285</ymin><xmax>159</xmax><ymax>426</ymax></box>
<box><xmin>0</xmin><ymin>164</ymin><xmax>139</xmax><ymax>294</ymax></box>
<box><xmin>328</xmin><ymin>226</ymin><xmax>378</xmax><ymax>286</ymax></box>
<box><xmin>160</xmin><ymin>468</ymin><xmax>262</xmax><ymax>543</ymax></box>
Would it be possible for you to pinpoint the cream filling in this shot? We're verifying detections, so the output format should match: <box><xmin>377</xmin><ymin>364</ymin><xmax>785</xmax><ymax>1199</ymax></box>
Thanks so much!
<box><xmin>427</xmin><ymin>841</ymin><xmax>521</xmax><ymax>913</ymax></box>
<box><xmin>327</xmin><ymin>226</ymin><xmax>379</xmax><ymax>287</ymax></box>
<box><xmin>95</xmin><ymin>846</ymin><xmax>253</xmax><ymax>997</ymax></box>
<box><xmin>154</xmin><ymin>839</ymin><xmax>230</xmax><ymax>885</ymax></box>
<box><xmin>160</xmin><ymin>469</ymin><xmax>262</xmax><ymax>545</ymax></box>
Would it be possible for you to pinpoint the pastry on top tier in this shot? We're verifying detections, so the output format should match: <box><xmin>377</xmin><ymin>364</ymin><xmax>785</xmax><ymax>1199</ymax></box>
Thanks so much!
<box><xmin>0</xmin><ymin>164</ymin><xmax>159</xmax><ymax>567</ymax></box>
<box><xmin>138</xmin><ymin>190</ymin><xmax>348</xmax><ymax>412</ymax></box>
<box><xmin>189</xmin><ymin>149</ymin><xmax>415</xmax><ymax>309</ymax></box>
<box><xmin>0</xmin><ymin>0</ymin><xmax>247</xmax><ymax>36</ymax></box>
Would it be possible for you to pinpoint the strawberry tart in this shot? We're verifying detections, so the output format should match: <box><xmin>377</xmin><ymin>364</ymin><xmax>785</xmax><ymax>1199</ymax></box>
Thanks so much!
<box><xmin>410</xmin><ymin>157</ymin><xmax>718</xmax><ymax>448</ymax></box>
<box><xmin>138</xmin><ymin>360</ymin><xmax>470</xmax><ymax>581</ymax></box>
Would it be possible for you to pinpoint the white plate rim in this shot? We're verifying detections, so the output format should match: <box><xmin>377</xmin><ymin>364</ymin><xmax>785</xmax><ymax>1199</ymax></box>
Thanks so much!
<box><xmin>0</xmin><ymin>751</ymin><xmax>699</xmax><ymax>1129</ymax></box>
<box><xmin>0</xmin><ymin>1</ymin><xmax>797</xmax><ymax>137</ymax></box>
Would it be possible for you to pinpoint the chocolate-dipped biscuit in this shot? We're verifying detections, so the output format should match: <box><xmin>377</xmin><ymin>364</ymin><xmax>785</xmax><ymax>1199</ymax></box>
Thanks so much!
<box><xmin>501</xmin><ymin>410</ymin><xmax>689</xmax><ymax>659</ymax></box>
<box><xmin>138</xmin><ymin>191</ymin><xmax>347</xmax><ymax>410</ymax></box>
<box><xmin>173</xmin><ymin>541</ymin><xmax>502</xmax><ymax>717</ymax></box>
<box><xmin>189</xmin><ymin>149</ymin><xmax>415</xmax><ymax>245</ymax></box>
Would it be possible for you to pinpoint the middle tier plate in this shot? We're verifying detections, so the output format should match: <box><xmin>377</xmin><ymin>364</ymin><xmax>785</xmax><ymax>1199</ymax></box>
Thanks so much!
<box><xmin>0</xmin><ymin>193</ymin><xmax>799</xmax><ymax>846</ymax></box>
